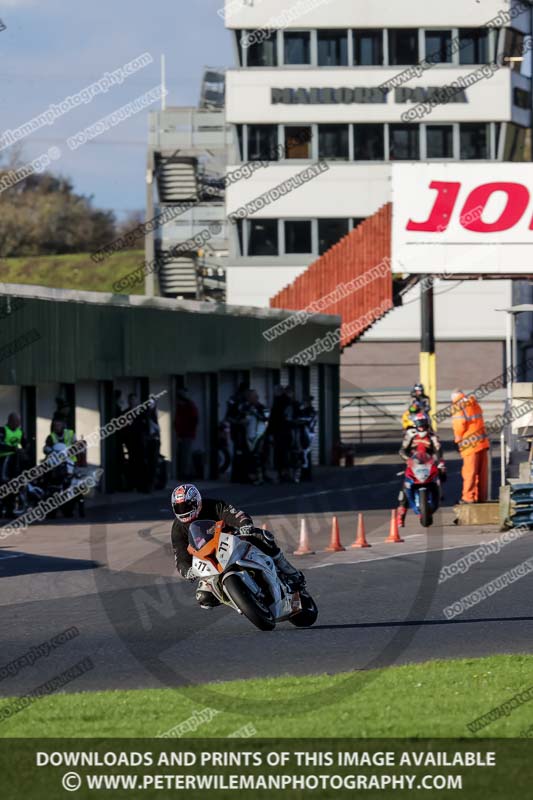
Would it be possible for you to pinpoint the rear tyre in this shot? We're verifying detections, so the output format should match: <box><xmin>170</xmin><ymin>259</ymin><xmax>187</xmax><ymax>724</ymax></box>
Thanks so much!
<box><xmin>419</xmin><ymin>489</ymin><xmax>433</xmax><ymax>528</ymax></box>
<box><xmin>289</xmin><ymin>591</ymin><xmax>318</xmax><ymax>627</ymax></box>
<box><xmin>223</xmin><ymin>573</ymin><xmax>275</xmax><ymax>631</ymax></box>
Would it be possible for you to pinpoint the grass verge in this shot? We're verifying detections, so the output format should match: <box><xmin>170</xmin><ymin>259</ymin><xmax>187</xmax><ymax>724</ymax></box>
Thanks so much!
<box><xmin>1</xmin><ymin>654</ymin><xmax>532</xmax><ymax>738</ymax></box>
<box><xmin>1</xmin><ymin>250</ymin><xmax>145</xmax><ymax>294</ymax></box>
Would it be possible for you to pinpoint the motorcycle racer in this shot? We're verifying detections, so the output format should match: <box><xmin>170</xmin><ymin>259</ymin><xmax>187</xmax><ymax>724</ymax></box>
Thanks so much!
<box><xmin>401</xmin><ymin>400</ymin><xmax>423</xmax><ymax>430</ymax></box>
<box><xmin>397</xmin><ymin>413</ymin><xmax>445</xmax><ymax>527</ymax></box>
<box><xmin>171</xmin><ymin>484</ymin><xmax>304</xmax><ymax>608</ymax></box>
<box><xmin>411</xmin><ymin>382</ymin><xmax>431</xmax><ymax>413</ymax></box>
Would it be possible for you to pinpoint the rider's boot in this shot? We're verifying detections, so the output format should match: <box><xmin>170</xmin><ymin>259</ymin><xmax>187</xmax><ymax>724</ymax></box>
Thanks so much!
<box><xmin>397</xmin><ymin>506</ymin><xmax>407</xmax><ymax>528</ymax></box>
<box><xmin>273</xmin><ymin>551</ymin><xmax>305</xmax><ymax>590</ymax></box>
<box><xmin>195</xmin><ymin>580</ymin><xmax>221</xmax><ymax>609</ymax></box>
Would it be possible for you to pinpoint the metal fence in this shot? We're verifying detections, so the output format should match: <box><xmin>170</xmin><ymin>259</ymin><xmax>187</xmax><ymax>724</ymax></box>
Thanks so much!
<box><xmin>340</xmin><ymin>388</ymin><xmax>507</xmax><ymax>443</ymax></box>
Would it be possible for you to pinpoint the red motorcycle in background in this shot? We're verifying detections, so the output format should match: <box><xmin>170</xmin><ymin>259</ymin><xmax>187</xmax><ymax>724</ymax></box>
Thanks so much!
<box><xmin>401</xmin><ymin>447</ymin><xmax>443</xmax><ymax>528</ymax></box>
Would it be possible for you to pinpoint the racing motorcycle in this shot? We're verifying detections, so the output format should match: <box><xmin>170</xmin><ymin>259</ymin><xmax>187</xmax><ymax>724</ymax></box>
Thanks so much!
<box><xmin>399</xmin><ymin>447</ymin><xmax>442</xmax><ymax>528</ymax></box>
<box><xmin>187</xmin><ymin>519</ymin><xmax>318</xmax><ymax>631</ymax></box>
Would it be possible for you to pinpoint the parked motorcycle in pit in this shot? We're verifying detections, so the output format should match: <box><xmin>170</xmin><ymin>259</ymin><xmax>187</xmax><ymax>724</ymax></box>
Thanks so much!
<box><xmin>187</xmin><ymin>519</ymin><xmax>318</xmax><ymax>631</ymax></box>
<box><xmin>398</xmin><ymin>448</ymin><xmax>442</xmax><ymax>528</ymax></box>
<box><xmin>26</xmin><ymin>443</ymin><xmax>86</xmax><ymax>519</ymax></box>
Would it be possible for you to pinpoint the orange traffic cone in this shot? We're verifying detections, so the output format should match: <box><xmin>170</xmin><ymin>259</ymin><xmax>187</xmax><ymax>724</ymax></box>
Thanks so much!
<box><xmin>385</xmin><ymin>509</ymin><xmax>404</xmax><ymax>543</ymax></box>
<box><xmin>351</xmin><ymin>512</ymin><xmax>371</xmax><ymax>548</ymax></box>
<box><xmin>294</xmin><ymin>518</ymin><xmax>315</xmax><ymax>555</ymax></box>
<box><xmin>325</xmin><ymin>515</ymin><xmax>345</xmax><ymax>552</ymax></box>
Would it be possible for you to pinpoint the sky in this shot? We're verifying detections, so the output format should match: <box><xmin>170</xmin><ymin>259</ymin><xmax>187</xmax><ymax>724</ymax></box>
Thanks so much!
<box><xmin>0</xmin><ymin>0</ymin><xmax>233</xmax><ymax>219</ymax></box>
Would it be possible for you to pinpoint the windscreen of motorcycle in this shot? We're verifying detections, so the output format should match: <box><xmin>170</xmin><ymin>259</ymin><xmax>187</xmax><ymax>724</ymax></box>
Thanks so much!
<box><xmin>413</xmin><ymin>463</ymin><xmax>431</xmax><ymax>481</ymax></box>
<box><xmin>188</xmin><ymin>519</ymin><xmax>216</xmax><ymax>550</ymax></box>
<box><xmin>409</xmin><ymin>450</ymin><xmax>435</xmax><ymax>482</ymax></box>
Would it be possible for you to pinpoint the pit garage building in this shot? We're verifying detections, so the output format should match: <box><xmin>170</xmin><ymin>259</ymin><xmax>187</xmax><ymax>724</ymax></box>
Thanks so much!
<box><xmin>0</xmin><ymin>285</ymin><xmax>340</xmax><ymax>492</ymax></box>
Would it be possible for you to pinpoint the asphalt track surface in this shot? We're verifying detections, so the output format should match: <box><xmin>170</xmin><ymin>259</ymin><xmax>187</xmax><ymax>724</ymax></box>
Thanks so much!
<box><xmin>1</xmin><ymin>446</ymin><xmax>532</xmax><ymax>707</ymax></box>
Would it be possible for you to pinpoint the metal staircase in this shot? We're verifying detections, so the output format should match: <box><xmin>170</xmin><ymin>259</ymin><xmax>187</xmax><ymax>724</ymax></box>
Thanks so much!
<box><xmin>157</xmin><ymin>253</ymin><xmax>198</xmax><ymax>298</ymax></box>
<box><xmin>147</xmin><ymin>69</ymin><xmax>232</xmax><ymax>300</ymax></box>
<box><xmin>155</xmin><ymin>155</ymin><xmax>199</xmax><ymax>204</ymax></box>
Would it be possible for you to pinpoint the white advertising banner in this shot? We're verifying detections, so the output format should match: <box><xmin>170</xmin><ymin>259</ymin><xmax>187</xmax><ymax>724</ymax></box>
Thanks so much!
<box><xmin>392</xmin><ymin>163</ymin><xmax>533</xmax><ymax>275</ymax></box>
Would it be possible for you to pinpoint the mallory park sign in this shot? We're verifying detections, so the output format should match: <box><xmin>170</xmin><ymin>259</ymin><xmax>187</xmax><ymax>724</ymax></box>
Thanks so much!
<box><xmin>271</xmin><ymin>87</ymin><xmax>468</xmax><ymax>104</ymax></box>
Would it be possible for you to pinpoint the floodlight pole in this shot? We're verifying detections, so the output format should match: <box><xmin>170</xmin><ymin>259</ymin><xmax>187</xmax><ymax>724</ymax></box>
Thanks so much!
<box><xmin>145</xmin><ymin>149</ymin><xmax>155</xmax><ymax>297</ymax></box>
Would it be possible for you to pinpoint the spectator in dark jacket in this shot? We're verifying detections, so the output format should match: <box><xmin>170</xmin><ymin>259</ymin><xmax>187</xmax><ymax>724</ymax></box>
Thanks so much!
<box><xmin>268</xmin><ymin>386</ymin><xmax>295</xmax><ymax>482</ymax></box>
<box><xmin>226</xmin><ymin>381</ymin><xmax>249</xmax><ymax>483</ymax></box>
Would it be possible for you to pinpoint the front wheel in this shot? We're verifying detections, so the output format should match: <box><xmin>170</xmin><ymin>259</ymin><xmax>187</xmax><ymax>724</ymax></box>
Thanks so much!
<box><xmin>223</xmin><ymin>573</ymin><xmax>275</xmax><ymax>631</ymax></box>
<box><xmin>419</xmin><ymin>489</ymin><xmax>433</xmax><ymax>528</ymax></box>
<box><xmin>289</xmin><ymin>591</ymin><xmax>318</xmax><ymax>627</ymax></box>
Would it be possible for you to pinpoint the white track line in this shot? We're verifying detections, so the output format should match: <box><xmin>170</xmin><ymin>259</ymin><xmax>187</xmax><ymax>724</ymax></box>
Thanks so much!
<box><xmin>308</xmin><ymin>539</ymin><xmax>504</xmax><ymax>569</ymax></box>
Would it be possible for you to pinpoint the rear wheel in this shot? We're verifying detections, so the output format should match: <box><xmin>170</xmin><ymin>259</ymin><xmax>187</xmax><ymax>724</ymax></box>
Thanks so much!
<box><xmin>289</xmin><ymin>591</ymin><xmax>318</xmax><ymax>627</ymax></box>
<box><xmin>223</xmin><ymin>574</ymin><xmax>275</xmax><ymax>631</ymax></box>
<box><xmin>419</xmin><ymin>489</ymin><xmax>433</xmax><ymax>528</ymax></box>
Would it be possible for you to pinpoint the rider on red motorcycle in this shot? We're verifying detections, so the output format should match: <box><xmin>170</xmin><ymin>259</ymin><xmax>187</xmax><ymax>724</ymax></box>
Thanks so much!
<box><xmin>171</xmin><ymin>484</ymin><xmax>304</xmax><ymax>608</ymax></box>
<box><xmin>397</xmin><ymin>413</ymin><xmax>445</xmax><ymax>527</ymax></box>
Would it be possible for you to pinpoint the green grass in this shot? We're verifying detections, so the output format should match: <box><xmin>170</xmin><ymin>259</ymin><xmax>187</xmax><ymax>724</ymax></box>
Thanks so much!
<box><xmin>1</xmin><ymin>654</ymin><xmax>533</xmax><ymax>738</ymax></box>
<box><xmin>0</xmin><ymin>250</ymin><xmax>145</xmax><ymax>294</ymax></box>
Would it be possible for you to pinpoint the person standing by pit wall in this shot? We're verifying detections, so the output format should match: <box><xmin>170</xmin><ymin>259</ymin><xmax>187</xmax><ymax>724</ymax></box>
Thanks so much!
<box><xmin>451</xmin><ymin>389</ymin><xmax>489</xmax><ymax>504</ymax></box>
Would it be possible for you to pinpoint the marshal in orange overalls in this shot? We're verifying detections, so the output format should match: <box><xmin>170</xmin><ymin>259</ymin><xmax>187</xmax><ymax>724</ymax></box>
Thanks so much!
<box><xmin>451</xmin><ymin>392</ymin><xmax>489</xmax><ymax>503</ymax></box>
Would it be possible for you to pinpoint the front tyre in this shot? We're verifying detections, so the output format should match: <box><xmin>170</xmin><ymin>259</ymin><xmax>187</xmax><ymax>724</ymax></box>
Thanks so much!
<box><xmin>419</xmin><ymin>488</ymin><xmax>433</xmax><ymax>528</ymax></box>
<box><xmin>223</xmin><ymin>574</ymin><xmax>275</xmax><ymax>631</ymax></box>
<box><xmin>289</xmin><ymin>591</ymin><xmax>318</xmax><ymax>627</ymax></box>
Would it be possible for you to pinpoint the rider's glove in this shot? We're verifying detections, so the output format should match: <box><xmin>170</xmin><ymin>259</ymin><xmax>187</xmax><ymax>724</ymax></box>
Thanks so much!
<box><xmin>238</xmin><ymin>524</ymin><xmax>254</xmax><ymax>537</ymax></box>
<box><xmin>182</xmin><ymin>567</ymin><xmax>197</xmax><ymax>582</ymax></box>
